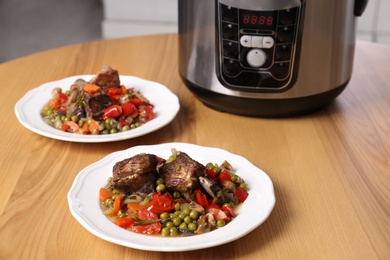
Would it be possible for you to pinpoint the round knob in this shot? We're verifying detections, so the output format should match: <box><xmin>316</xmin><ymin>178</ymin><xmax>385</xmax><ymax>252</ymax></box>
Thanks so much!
<box><xmin>246</xmin><ymin>49</ymin><xmax>266</xmax><ymax>67</ymax></box>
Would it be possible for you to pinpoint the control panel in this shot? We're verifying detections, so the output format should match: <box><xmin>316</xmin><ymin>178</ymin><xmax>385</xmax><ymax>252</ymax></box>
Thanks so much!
<box><xmin>216</xmin><ymin>2</ymin><xmax>304</xmax><ymax>91</ymax></box>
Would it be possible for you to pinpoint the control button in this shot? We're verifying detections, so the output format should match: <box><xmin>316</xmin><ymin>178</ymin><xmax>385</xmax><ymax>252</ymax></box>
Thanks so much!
<box><xmin>223</xmin><ymin>40</ymin><xmax>239</xmax><ymax>59</ymax></box>
<box><xmin>222</xmin><ymin>22</ymin><xmax>239</xmax><ymax>40</ymax></box>
<box><xmin>277</xmin><ymin>26</ymin><xmax>295</xmax><ymax>43</ymax></box>
<box><xmin>272</xmin><ymin>62</ymin><xmax>290</xmax><ymax>79</ymax></box>
<box><xmin>263</xmin><ymin>37</ymin><xmax>275</xmax><ymax>48</ymax></box>
<box><xmin>275</xmin><ymin>44</ymin><xmax>292</xmax><ymax>61</ymax></box>
<box><xmin>279</xmin><ymin>8</ymin><xmax>297</xmax><ymax>25</ymax></box>
<box><xmin>240</xmin><ymin>35</ymin><xmax>252</xmax><ymax>47</ymax></box>
<box><xmin>223</xmin><ymin>58</ymin><xmax>241</xmax><ymax>76</ymax></box>
<box><xmin>221</xmin><ymin>4</ymin><xmax>238</xmax><ymax>23</ymax></box>
<box><xmin>252</xmin><ymin>36</ymin><xmax>263</xmax><ymax>48</ymax></box>
<box><xmin>246</xmin><ymin>49</ymin><xmax>266</xmax><ymax>67</ymax></box>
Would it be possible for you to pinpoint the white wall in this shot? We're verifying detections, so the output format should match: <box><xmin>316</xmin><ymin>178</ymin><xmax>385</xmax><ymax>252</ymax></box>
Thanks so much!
<box><xmin>102</xmin><ymin>0</ymin><xmax>390</xmax><ymax>45</ymax></box>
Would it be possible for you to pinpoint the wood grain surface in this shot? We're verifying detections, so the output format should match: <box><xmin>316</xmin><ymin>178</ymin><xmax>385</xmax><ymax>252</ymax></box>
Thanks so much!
<box><xmin>0</xmin><ymin>34</ymin><xmax>389</xmax><ymax>259</ymax></box>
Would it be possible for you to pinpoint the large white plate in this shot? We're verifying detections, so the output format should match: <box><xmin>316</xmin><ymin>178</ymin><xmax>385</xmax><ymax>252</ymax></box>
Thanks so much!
<box><xmin>14</xmin><ymin>75</ymin><xmax>180</xmax><ymax>142</ymax></box>
<box><xmin>67</xmin><ymin>143</ymin><xmax>275</xmax><ymax>252</ymax></box>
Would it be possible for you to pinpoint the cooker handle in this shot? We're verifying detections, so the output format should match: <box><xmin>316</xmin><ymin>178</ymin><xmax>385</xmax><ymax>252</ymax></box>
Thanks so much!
<box><xmin>354</xmin><ymin>0</ymin><xmax>368</xmax><ymax>16</ymax></box>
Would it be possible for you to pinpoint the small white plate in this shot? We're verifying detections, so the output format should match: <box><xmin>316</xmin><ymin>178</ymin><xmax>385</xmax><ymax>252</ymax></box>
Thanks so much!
<box><xmin>14</xmin><ymin>75</ymin><xmax>180</xmax><ymax>142</ymax></box>
<box><xmin>67</xmin><ymin>143</ymin><xmax>275</xmax><ymax>252</ymax></box>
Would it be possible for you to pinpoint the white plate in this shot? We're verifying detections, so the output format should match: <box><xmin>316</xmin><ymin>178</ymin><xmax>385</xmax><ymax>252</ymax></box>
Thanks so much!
<box><xmin>67</xmin><ymin>143</ymin><xmax>275</xmax><ymax>252</ymax></box>
<box><xmin>14</xmin><ymin>75</ymin><xmax>180</xmax><ymax>142</ymax></box>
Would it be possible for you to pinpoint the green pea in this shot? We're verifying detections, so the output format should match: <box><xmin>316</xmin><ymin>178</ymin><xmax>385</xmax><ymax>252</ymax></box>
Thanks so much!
<box><xmin>170</xmin><ymin>227</ymin><xmax>179</xmax><ymax>236</ymax></box>
<box><xmin>121</xmin><ymin>125</ymin><xmax>130</xmax><ymax>132</ymax></box>
<box><xmin>45</xmin><ymin>109</ymin><xmax>53</xmax><ymax>117</ymax></box>
<box><xmin>179</xmin><ymin>222</ymin><xmax>187</xmax><ymax>231</ymax></box>
<box><xmin>156</xmin><ymin>178</ymin><xmax>164</xmax><ymax>185</ymax></box>
<box><xmin>71</xmin><ymin>115</ymin><xmax>79</xmax><ymax>122</ymax></box>
<box><xmin>156</xmin><ymin>183</ymin><xmax>166</xmax><ymax>192</ymax></box>
<box><xmin>117</xmin><ymin>210</ymin><xmax>126</xmax><ymax>217</ymax></box>
<box><xmin>161</xmin><ymin>227</ymin><xmax>170</xmax><ymax>236</ymax></box>
<box><xmin>217</xmin><ymin>219</ymin><xmax>225</xmax><ymax>227</ymax></box>
<box><xmin>172</xmin><ymin>217</ymin><xmax>182</xmax><ymax>227</ymax></box>
<box><xmin>175</xmin><ymin>203</ymin><xmax>181</xmax><ymax>211</ymax></box>
<box><xmin>178</xmin><ymin>213</ymin><xmax>186</xmax><ymax>220</ymax></box>
<box><xmin>110</xmin><ymin>128</ymin><xmax>117</xmax><ymax>134</ymax></box>
<box><xmin>182</xmin><ymin>208</ymin><xmax>191</xmax><ymax>216</ymax></box>
<box><xmin>160</xmin><ymin>212</ymin><xmax>170</xmax><ymax>220</ymax></box>
<box><xmin>104</xmin><ymin>198</ymin><xmax>114</xmax><ymax>206</ymax></box>
<box><xmin>206</xmin><ymin>162</ymin><xmax>214</xmax><ymax>169</ymax></box>
<box><xmin>184</xmin><ymin>216</ymin><xmax>192</xmax><ymax>224</ymax></box>
<box><xmin>142</xmin><ymin>197</ymin><xmax>150</xmax><ymax>205</ymax></box>
<box><xmin>165</xmin><ymin>221</ymin><xmax>174</xmax><ymax>228</ymax></box>
<box><xmin>172</xmin><ymin>191</ymin><xmax>181</xmax><ymax>199</ymax></box>
<box><xmin>188</xmin><ymin>222</ymin><xmax>198</xmax><ymax>232</ymax></box>
<box><xmin>231</xmin><ymin>175</ymin><xmax>238</xmax><ymax>183</ymax></box>
<box><xmin>240</xmin><ymin>182</ymin><xmax>247</xmax><ymax>190</ymax></box>
<box><xmin>189</xmin><ymin>210</ymin><xmax>199</xmax><ymax>220</ymax></box>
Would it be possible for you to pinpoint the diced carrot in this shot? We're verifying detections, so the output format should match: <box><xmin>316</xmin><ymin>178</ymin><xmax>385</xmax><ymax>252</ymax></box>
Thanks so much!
<box><xmin>88</xmin><ymin>119</ymin><xmax>100</xmax><ymax>134</ymax></box>
<box><xmin>48</xmin><ymin>98</ymin><xmax>59</xmax><ymax>109</ymax></box>
<box><xmin>127</xmin><ymin>203</ymin><xmax>145</xmax><ymax>213</ymax></box>
<box><xmin>120</xmin><ymin>85</ymin><xmax>128</xmax><ymax>95</ymax></box>
<box><xmin>83</xmin><ymin>83</ymin><xmax>100</xmax><ymax>94</ymax></box>
<box><xmin>79</xmin><ymin>122</ymin><xmax>90</xmax><ymax>134</ymax></box>
<box><xmin>99</xmin><ymin>188</ymin><xmax>113</xmax><ymax>202</ymax></box>
<box><xmin>113</xmin><ymin>194</ymin><xmax>122</xmax><ymax>216</ymax></box>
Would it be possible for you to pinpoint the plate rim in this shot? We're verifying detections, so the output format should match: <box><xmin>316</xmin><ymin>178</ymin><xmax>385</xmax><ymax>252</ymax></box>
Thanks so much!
<box><xmin>67</xmin><ymin>142</ymin><xmax>276</xmax><ymax>252</ymax></box>
<box><xmin>14</xmin><ymin>75</ymin><xmax>180</xmax><ymax>143</ymax></box>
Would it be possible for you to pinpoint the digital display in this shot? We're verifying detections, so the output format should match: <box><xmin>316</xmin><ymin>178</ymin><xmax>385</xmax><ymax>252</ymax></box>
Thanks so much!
<box><xmin>240</xmin><ymin>10</ymin><xmax>277</xmax><ymax>29</ymax></box>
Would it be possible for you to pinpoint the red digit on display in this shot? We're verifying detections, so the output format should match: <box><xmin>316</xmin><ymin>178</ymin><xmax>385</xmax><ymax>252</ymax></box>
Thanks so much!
<box><xmin>267</xmin><ymin>16</ymin><xmax>273</xmax><ymax>25</ymax></box>
<box><xmin>243</xmin><ymin>15</ymin><xmax>250</xmax><ymax>24</ymax></box>
<box><xmin>259</xmin><ymin>16</ymin><xmax>265</xmax><ymax>25</ymax></box>
<box><xmin>251</xmin><ymin>15</ymin><xmax>257</xmax><ymax>24</ymax></box>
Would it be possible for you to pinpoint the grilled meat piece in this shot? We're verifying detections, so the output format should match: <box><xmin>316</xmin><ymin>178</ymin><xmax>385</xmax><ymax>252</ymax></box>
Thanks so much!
<box><xmin>110</xmin><ymin>154</ymin><xmax>160</xmax><ymax>196</ymax></box>
<box><xmin>86</xmin><ymin>94</ymin><xmax>113</xmax><ymax>120</ymax></box>
<box><xmin>89</xmin><ymin>65</ymin><xmax>120</xmax><ymax>91</ymax></box>
<box><xmin>160</xmin><ymin>152</ymin><xmax>206</xmax><ymax>202</ymax></box>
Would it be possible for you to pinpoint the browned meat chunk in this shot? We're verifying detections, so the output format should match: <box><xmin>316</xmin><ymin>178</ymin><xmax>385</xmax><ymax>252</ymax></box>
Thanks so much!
<box><xmin>89</xmin><ymin>65</ymin><xmax>120</xmax><ymax>91</ymax></box>
<box><xmin>86</xmin><ymin>94</ymin><xmax>113</xmax><ymax>120</ymax></box>
<box><xmin>160</xmin><ymin>152</ymin><xmax>206</xmax><ymax>202</ymax></box>
<box><xmin>110</xmin><ymin>154</ymin><xmax>160</xmax><ymax>196</ymax></box>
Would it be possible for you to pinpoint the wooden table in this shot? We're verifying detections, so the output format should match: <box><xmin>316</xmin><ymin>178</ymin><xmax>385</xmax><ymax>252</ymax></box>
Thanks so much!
<box><xmin>1</xmin><ymin>34</ymin><xmax>389</xmax><ymax>259</ymax></box>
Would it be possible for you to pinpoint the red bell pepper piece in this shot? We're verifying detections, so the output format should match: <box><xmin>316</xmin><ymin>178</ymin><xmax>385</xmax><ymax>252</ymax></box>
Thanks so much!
<box><xmin>107</xmin><ymin>88</ymin><xmax>122</xmax><ymax>102</ymax></box>
<box><xmin>138</xmin><ymin>105</ymin><xmax>155</xmax><ymax>124</ymax></box>
<box><xmin>234</xmin><ymin>187</ymin><xmax>249</xmax><ymax>203</ymax></box>
<box><xmin>195</xmin><ymin>189</ymin><xmax>209</xmax><ymax>209</ymax></box>
<box><xmin>121</xmin><ymin>102</ymin><xmax>137</xmax><ymax>118</ymax></box>
<box><xmin>206</xmin><ymin>169</ymin><xmax>217</xmax><ymax>180</ymax></box>
<box><xmin>130</xmin><ymin>97</ymin><xmax>149</xmax><ymax>106</ymax></box>
<box><xmin>207</xmin><ymin>201</ymin><xmax>221</xmax><ymax>210</ymax></box>
<box><xmin>102</xmin><ymin>105</ymin><xmax>122</xmax><ymax>120</ymax></box>
<box><xmin>222</xmin><ymin>204</ymin><xmax>235</xmax><ymax>218</ymax></box>
<box><xmin>217</xmin><ymin>169</ymin><xmax>232</xmax><ymax>184</ymax></box>
<box><xmin>144</xmin><ymin>192</ymin><xmax>175</xmax><ymax>215</ymax></box>
<box><xmin>116</xmin><ymin>216</ymin><xmax>134</xmax><ymax>228</ymax></box>
<box><xmin>61</xmin><ymin>121</ymin><xmax>80</xmax><ymax>133</ymax></box>
<box><xmin>57</xmin><ymin>92</ymin><xmax>68</xmax><ymax>104</ymax></box>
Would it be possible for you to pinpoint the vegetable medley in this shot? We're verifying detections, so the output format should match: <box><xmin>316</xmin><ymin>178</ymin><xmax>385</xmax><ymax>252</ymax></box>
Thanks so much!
<box><xmin>40</xmin><ymin>66</ymin><xmax>155</xmax><ymax>135</ymax></box>
<box><xmin>99</xmin><ymin>150</ymin><xmax>249</xmax><ymax>237</ymax></box>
